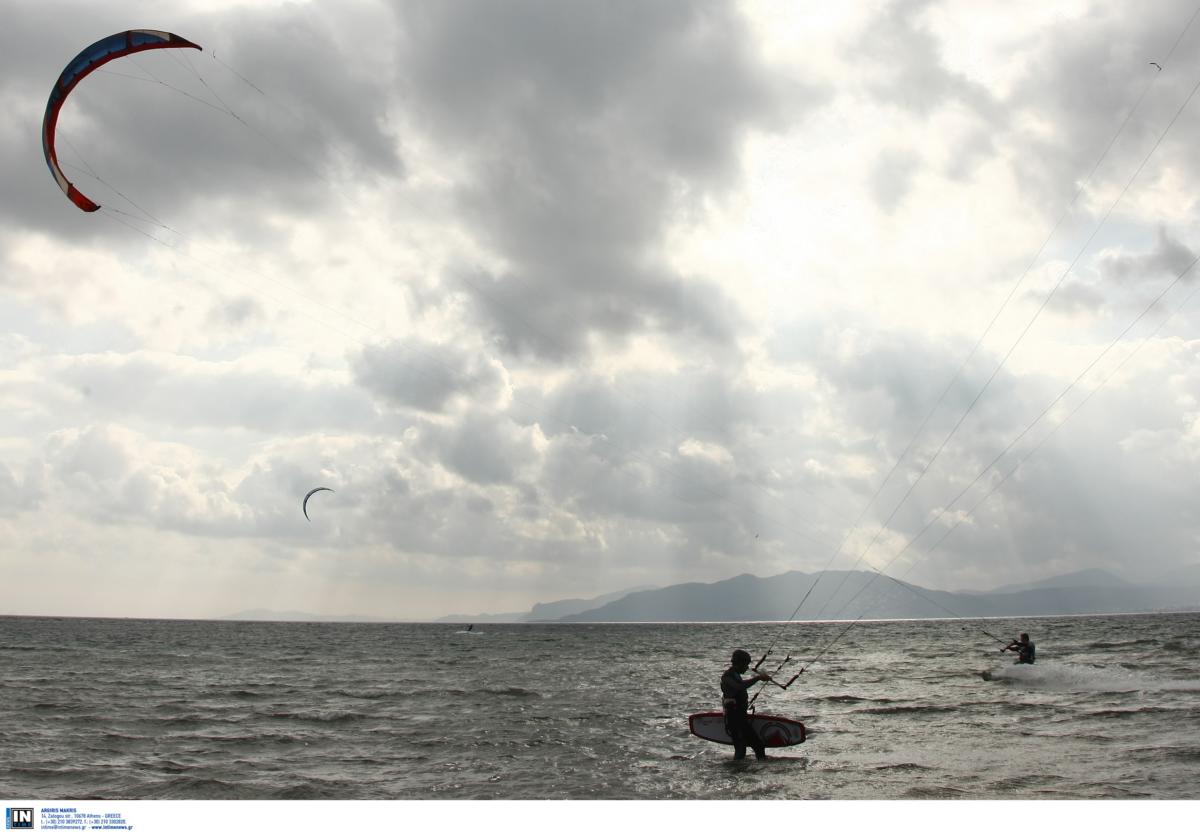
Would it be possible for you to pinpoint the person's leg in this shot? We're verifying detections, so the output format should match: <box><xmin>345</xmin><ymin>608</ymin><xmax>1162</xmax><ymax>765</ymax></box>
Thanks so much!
<box><xmin>726</xmin><ymin>712</ymin><xmax>748</xmax><ymax>759</ymax></box>
<box><xmin>747</xmin><ymin>724</ymin><xmax>766</xmax><ymax>760</ymax></box>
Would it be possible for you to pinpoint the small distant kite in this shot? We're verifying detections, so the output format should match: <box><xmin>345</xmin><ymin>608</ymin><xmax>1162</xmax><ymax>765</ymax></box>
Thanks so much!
<box><xmin>42</xmin><ymin>30</ymin><xmax>202</xmax><ymax>212</ymax></box>
<box><xmin>303</xmin><ymin>487</ymin><xmax>334</xmax><ymax>521</ymax></box>
<box><xmin>1150</xmin><ymin>62</ymin><xmax>1162</xmax><ymax>71</ymax></box>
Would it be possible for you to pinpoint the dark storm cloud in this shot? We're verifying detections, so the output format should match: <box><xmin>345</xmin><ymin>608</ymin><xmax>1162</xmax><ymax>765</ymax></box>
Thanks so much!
<box><xmin>392</xmin><ymin>0</ymin><xmax>820</xmax><ymax>359</ymax></box>
<box><xmin>353</xmin><ymin>338</ymin><xmax>506</xmax><ymax>413</ymax></box>
<box><xmin>411</xmin><ymin>409</ymin><xmax>538</xmax><ymax>486</ymax></box>
<box><xmin>1099</xmin><ymin>227</ymin><xmax>1198</xmax><ymax>285</ymax></box>
<box><xmin>1000</xmin><ymin>1</ymin><xmax>1200</xmax><ymax>211</ymax></box>
<box><xmin>853</xmin><ymin>0</ymin><xmax>1200</xmax><ymax>222</ymax></box>
<box><xmin>0</xmin><ymin>2</ymin><xmax>401</xmax><ymax>239</ymax></box>
<box><xmin>856</xmin><ymin>0</ymin><xmax>1000</xmax><ymax>119</ymax></box>
<box><xmin>538</xmin><ymin>432</ymin><xmax>738</xmax><ymax>528</ymax></box>
<box><xmin>1040</xmin><ymin>229</ymin><xmax>1198</xmax><ymax>318</ymax></box>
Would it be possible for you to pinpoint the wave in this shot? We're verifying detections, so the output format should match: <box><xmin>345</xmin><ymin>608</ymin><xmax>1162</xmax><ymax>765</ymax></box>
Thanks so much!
<box><xmin>127</xmin><ymin>776</ymin><xmax>249</xmax><ymax>799</ymax></box>
<box><xmin>1086</xmin><ymin>639</ymin><xmax>1159</xmax><ymax>649</ymax></box>
<box><xmin>413</xmin><ymin>685</ymin><xmax>541</xmax><ymax>698</ymax></box>
<box><xmin>855</xmin><ymin>704</ymin><xmax>960</xmax><ymax>715</ymax></box>
<box><xmin>1124</xmin><ymin>745</ymin><xmax>1200</xmax><ymax>763</ymax></box>
<box><xmin>151</xmin><ymin>714</ymin><xmax>242</xmax><ymax>726</ymax></box>
<box><xmin>330</xmin><ymin>687</ymin><xmax>402</xmax><ymax>700</ymax></box>
<box><xmin>165</xmin><ymin>731</ymin><xmax>310</xmax><ymax>746</ymax></box>
<box><xmin>982</xmin><ymin>663</ymin><xmax>1153</xmax><ymax>692</ymax></box>
<box><xmin>100</xmin><ymin>731</ymin><xmax>149</xmax><ymax>741</ymax></box>
<box><xmin>902</xmin><ymin>784</ymin><xmax>974</xmax><ymax>798</ymax></box>
<box><xmin>152</xmin><ymin>760</ymin><xmax>196</xmax><ymax>773</ymax></box>
<box><xmin>271</xmin><ymin>781</ymin><xmax>359</xmax><ymax>799</ymax></box>
<box><xmin>1160</xmin><ymin>747</ymin><xmax>1200</xmax><ymax>763</ymax></box>
<box><xmin>1083</xmin><ymin>706</ymin><xmax>1180</xmax><ymax>719</ymax></box>
<box><xmin>258</xmin><ymin>709</ymin><xmax>371</xmax><ymax>724</ymax></box>
<box><xmin>480</xmin><ymin>687</ymin><xmax>541</xmax><ymax>698</ymax></box>
<box><xmin>985</xmin><ymin>662</ymin><xmax>1200</xmax><ymax>694</ymax></box>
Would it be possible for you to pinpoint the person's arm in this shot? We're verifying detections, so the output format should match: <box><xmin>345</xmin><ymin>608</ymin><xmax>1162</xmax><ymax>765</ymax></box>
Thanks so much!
<box><xmin>723</xmin><ymin>673</ymin><xmax>766</xmax><ymax>696</ymax></box>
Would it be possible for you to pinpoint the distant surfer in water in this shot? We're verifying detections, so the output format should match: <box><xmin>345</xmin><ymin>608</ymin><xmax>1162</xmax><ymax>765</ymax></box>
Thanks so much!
<box><xmin>1002</xmin><ymin>632</ymin><xmax>1036</xmax><ymax>664</ymax></box>
<box><xmin>721</xmin><ymin>649</ymin><xmax>773</xmax><ymax>760</ymax></box>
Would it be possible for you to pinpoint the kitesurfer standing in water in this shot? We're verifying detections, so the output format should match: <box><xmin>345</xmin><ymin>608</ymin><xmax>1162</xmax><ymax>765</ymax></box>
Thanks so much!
<box><xmin>1002</xmin><ymin>632</ymin><xmax>1036</xmax><ymax>664</ymax></box>
<box><xmin>721</xmin><ymin>649</ymin><xmax>772</xmax><ymax>760</ymax></box>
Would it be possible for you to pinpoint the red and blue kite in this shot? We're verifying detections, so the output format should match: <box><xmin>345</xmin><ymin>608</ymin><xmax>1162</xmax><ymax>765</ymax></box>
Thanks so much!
<box><xmin>42</xmin><ymin>30</ymin><xmax>201</xmax><ymax>212</ymax></box>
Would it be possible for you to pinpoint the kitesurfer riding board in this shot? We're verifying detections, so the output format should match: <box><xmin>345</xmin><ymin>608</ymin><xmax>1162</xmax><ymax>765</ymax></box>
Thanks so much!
<box><xmin>1002</xmin><ymin>632</ymin><xmax>1036</xmax><ymax>664</ymax></box>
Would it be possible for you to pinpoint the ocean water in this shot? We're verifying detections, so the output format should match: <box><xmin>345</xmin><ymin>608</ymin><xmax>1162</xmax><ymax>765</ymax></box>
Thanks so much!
<box><xmin>1</xmin><ymin>613</ymin><xmax>1198</xmax><ymax>800</ymax></box>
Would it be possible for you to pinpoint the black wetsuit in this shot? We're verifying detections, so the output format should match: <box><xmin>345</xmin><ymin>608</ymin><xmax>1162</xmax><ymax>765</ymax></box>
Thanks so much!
<box><xmin>721</xmin><ymin>668</ymin><xmax>766</xmax><ymax>760</ymax></box>
<box><xmin>1015</xmin><ymin>641</ymin><xmax>1035</xmax><ymax>664</ymax></box>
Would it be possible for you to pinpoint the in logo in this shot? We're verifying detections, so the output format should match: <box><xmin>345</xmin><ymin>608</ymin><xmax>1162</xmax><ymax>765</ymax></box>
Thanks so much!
<box><xmin>5</xmin><ymin>808</ymin><xmax>34</xmax><ymax>830</ymax></box>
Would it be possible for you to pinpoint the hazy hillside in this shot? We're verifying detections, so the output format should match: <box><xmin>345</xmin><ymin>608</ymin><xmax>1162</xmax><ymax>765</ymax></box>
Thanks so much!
<box><xmin>228</xmin><ymin>565</ymin><xmax>1200</xmax><ymax>624</ymax></box>
<box><xmin>558</xmin><ymin>569</ymin><xmax>1200</xmax><ymax>622</ymax></box>
<box><xmin>435</xmin><ymin>585</ymin><xmax>653</xmax><ymax>623</ymax></box>
<box><xmin>987</xmin><ymin>568</ymin><xmax>1132</xmax><ymax>595</ymax></box>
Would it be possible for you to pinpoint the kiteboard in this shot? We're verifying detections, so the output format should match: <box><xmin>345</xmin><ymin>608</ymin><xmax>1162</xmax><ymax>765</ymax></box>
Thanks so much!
<box><xmin>688</xmin><ymin>712</ymin><xmax>806</xmax><ymax>747</ymax></box>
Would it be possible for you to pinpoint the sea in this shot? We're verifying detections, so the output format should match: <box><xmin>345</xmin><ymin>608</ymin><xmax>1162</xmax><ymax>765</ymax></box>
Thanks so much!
<box><xmin>1</xmin><ymin>612</ymin><xmax>1198</xmax><ymax>802</ymax></box>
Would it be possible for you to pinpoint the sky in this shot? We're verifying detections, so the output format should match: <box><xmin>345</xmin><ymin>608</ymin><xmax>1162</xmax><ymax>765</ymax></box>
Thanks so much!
<box><xmin>3</xmin><ymin>0</ymin><xmax>1200</xmax><ymax>620</ymax></box>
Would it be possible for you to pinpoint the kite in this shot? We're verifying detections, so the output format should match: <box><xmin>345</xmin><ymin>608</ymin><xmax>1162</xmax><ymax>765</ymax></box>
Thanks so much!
<box><xmin>42</xmin><ymin>30</ymin><xmax>202</xmax><ymax>212</ymax></box>
<box><xmin>303</xmin><ymin>487</ymin><xmax>334</xmax><ymax>521</ymax></box>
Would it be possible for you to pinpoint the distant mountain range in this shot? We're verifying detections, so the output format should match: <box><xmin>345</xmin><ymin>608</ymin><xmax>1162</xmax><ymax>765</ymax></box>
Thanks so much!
<box><xmin>434</xmin><ymin>585</ymin><xmax>658</xmax><ymax>623</ymax></box>
<box><xmin>223</xmin><ymin>566</ymin><xmax>1200</xmax><ymax>623</ymax></box>
<box><xmin>555</xmin><ymin>567</ymin><xmax>1200</xmax><ymax>622</ymax></box>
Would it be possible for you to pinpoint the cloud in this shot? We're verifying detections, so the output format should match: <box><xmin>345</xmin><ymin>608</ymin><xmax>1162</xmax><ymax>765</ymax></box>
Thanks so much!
<box><xmin>999</xmin><ymin>0</ymin><xmax>1200</xmax><ymax>210</ymax></box>
<box><xmin>857</xmin><ymin>0</ymin><xmax>1000</xmax><ymax>120</ymax></box>
<box><xmin>5</xmin><ymin>1</ymin><xmax>1200</xmax><ymax>619</ymax></box>
<box><xmin>1098</xmin><ymin>227</ymin><xmax>1198</xmax><ymax>285</ymax></box>
<box><xmin>52</xmin><ymin>351</ymin><xmax>377</xmax><ymax>433</ymax></box>
<box><xmin>392</xmin><ymin>0</ymin><xmax>814</xmax><ymax>359</ymax></box>
<box><xmin>869</xmin><ymin>147</ymin><xmax>923</xmax><ymax>213</ymax></box>
<box><xmin>413</xmin><ymin>408</ymin><xmax>539</xmax><ymax>486</ymax></box>
<box><xmin>0</xmin><ymin>458</ymin><xmax>45</xmax><ymax>516</ymax></box>
<box><xmin>353</xmin><ymin>338</ymin><xmax>506</xmax><ymax>413</ymax></box>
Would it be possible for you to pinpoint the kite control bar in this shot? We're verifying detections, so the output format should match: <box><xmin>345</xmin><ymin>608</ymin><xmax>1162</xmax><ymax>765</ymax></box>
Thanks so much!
<box><xmin>747</xmin><ymin>656</ymin><xmax>805</xmax><ymax>709</ymax></box>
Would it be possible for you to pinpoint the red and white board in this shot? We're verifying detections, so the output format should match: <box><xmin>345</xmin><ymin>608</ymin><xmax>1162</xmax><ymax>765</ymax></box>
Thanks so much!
<box><xmin>688</xmin><ymin>712</ymin><xmax>807</xmax><ymax>747</ymax></box>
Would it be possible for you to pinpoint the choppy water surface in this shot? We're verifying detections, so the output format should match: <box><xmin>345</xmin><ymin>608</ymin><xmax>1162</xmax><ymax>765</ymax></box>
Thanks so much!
<box><xmin>1</xmin><ymin>614</ymin><xmax>1198</xmax><ymax>799</ymax></box>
